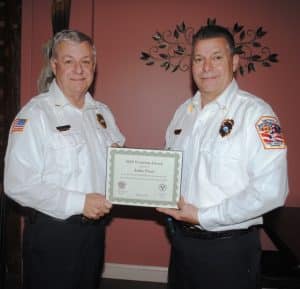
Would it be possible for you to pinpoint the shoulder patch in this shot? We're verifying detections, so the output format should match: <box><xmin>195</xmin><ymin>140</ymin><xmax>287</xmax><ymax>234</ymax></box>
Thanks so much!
<box><xmin>11</xmin><ymin>118</ymin><xmax>28</xmax><ymax>133</ymax></box>
<box><xmin>255</xmin><ymin>116</ymin><xmax>286</xmax><ymax>149</ymax></box>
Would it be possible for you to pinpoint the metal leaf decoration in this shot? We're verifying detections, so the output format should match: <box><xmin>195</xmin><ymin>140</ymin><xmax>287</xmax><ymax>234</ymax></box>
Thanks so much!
<box><xmin>140</xmin><ymin>21</ymin><xmax>194</xmax><ymax>72</ymax></box>
<box><xmin>231</xmin><ymin>22</ymin><xmax>278</xmax><ymax>75</ymax></box>
<box><xmin>140</xmin><ymin>18</ymin><xmax>279</xmax><ymax>76</ymax></box>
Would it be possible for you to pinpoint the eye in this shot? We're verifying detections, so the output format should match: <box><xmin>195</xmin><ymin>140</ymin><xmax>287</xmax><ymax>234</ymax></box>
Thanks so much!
<box><xmin>213</xmin><ymin>55</ymin><xmax>223</xmax><ymax>61</ymax></box>
<box><xmin>82</xmin><ymin>60</ymin><xmax>92</xmax><ymax>65</ymax></box>
<box><xmin>64</xmin><ymin>59</ymin><xmax>73</xmax><ymax>65</ymax></box>
<box><xmin>193</xmin><ymin>57</ymin><xmax>203</xmax><ymax>64</ymax></box>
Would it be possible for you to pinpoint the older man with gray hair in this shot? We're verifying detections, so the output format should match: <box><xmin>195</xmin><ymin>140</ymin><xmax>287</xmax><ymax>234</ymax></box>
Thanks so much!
<box><xmin>4</xmin><ymin>29</ymin><xmax>125</xmax><ymax>289</ymax></box>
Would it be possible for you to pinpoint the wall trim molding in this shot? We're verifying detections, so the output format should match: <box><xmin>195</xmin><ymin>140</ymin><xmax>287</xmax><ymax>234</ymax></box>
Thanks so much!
<box><xmin>102</xmin><ymin>262</ymin><xmax>270</xmax><ymax>289</ymax></box>
<box><xmin>102</xmin><ymin>262</ymin><xmax>168</xmax><ymax>283</ymax></box>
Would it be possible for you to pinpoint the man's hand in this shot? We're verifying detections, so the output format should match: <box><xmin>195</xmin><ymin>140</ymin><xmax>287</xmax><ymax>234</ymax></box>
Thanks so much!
<box><xmin>156</xmin><ymin>197</ymin><xmax>199</xmax><ymax>225</ymax></box>
<box><xmin>111</xmin><ymin>143</ymin><xmax>121</xmax><ymax>148</ymax></box>
<box><xmin>83</xmin><ymin>193</ymin><xmax>112</xmax><ymax>220</ymax></box>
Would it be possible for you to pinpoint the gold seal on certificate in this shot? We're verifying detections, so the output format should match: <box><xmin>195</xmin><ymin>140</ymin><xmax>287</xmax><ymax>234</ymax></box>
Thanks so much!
<box><xmin>106</xmin><ymin>147</ymin><xmax>182</xmax><ymax>208</ymax></box>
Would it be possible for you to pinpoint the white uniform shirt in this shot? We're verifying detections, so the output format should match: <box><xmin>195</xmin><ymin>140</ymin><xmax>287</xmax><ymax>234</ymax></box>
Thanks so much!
<box><xmin>166</xmin><ymin>80</ymin><xmax>288</xmax><ymax>231</ymax></box>
<box><xmin>4</xmin><ymin>80</ymin><xmax>125</xmax><ymax>219</ymax></box>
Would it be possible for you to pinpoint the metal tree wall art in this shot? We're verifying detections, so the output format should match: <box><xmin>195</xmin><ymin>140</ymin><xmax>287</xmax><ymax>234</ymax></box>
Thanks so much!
<box><xmin>141</xmin><ymin>22</ymin><xmax>194</xmax><ymax>72</ymax></box>
<box><xmin>140</xmin><ymin>18</ymin><xmax>279</xmax><ymax>76</ymax></box>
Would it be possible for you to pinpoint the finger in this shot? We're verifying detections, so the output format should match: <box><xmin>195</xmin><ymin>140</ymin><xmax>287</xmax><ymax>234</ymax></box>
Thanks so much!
<box><xmin>86</xmin><ymin>213</ymin><xmax>97</xmax><ymax>220</ymax></box>
<box><xmin>102</xmin><ymin>206</ymin><xmax>111</xmax><ymax>214</ymax></box>
<box><xmin>177</xmin><ymin>196</ymin><xmax>185</xmax><ymax>209</ymax></box>
<box><xmin>83</xmin><ymin>208</ymin><xmax>94</xmax><ymax>219</ymax></box>
<box><xmin>156</xmin><ymin>207</ymin><xmax>173</xmax><ymax>214</ymax></box>
<box><xmin>83</xmin><ymin>212</ymin><xmax>91</xmax><ymax>219</ymax></box>
<box><xmin>156</xmin><ymin>207</ymin><xmax>179</xmax><ymax>219</ymax></box>
<box><xmin>104</xmin><ymin>201</ymin><xmax>112</xmax><ymax>209</ymax></box>
<box><xmin>97</xmin><ymin>212</ymin><xmax>105</xmax><ymax>218</ymax></box>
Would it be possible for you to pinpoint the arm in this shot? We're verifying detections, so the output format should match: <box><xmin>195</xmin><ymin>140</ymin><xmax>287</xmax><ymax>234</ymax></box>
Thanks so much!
<box><xmin>159</xmin><ymin>106</ymin><xmax>288</xmax><ymax>230</ymax></box>
<box><xmin>199</xmin><ymin>117</ymin><xmax>288</xmax><ymax>230</ymax></box>
<box><xmin>4</xmin><ymin>106</ymin><xmax>85</xmax><ymax>219</ymax></box>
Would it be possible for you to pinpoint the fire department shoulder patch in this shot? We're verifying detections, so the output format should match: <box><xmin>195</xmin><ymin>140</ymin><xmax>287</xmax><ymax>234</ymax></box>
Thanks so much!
<box><xmin>255</xmin><ymin>116</ymin><xmax>286</xmax><ymax>149</ymax></box>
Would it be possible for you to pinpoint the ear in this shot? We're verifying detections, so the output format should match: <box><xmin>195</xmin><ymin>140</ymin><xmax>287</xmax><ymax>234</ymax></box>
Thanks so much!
<box><xmin>50</xmin><ymin>58</ymin><xmax>57</xmax><ymax>76</ymax></box>
<box><xmin>232</xmin><ymin>54</ymin><xmax>239</xmax><ymax>73</ymax></box>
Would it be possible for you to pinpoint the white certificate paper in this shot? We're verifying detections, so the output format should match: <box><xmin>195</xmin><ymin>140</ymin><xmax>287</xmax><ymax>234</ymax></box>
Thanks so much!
<box><xmin>106</xmin><ymin>147</ymin><xmax>182</xmax><ymax>208</ymax></box>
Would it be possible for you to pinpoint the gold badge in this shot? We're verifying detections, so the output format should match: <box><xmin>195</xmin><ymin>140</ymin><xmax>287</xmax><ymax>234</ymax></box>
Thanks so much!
<box><xmin>96</xmin><ymin>113</ymin><xmax>107</xmax><ymax>129</ymax></box>
<box><xmin>219</xmin><ymin>119</ymin><xmax>234</xmax><ymax>137</ymax></box>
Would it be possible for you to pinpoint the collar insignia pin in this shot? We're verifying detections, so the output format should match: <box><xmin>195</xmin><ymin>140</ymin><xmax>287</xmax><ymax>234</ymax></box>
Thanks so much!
<box><xmin>188</xmin><ymin>104</ymin><xmax>194</xmax><ymax>113</ymax></box>
<box><xmin>219</xmin><ymin>119</ymin><xmax>234</xmax><ymax>137</ymax></box>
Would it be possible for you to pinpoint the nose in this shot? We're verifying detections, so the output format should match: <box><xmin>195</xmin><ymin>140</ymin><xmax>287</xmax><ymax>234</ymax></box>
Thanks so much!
<box><xmin>74</xmin><ymin>62</ymin><xmax>83</xmax><ymax>74</ymax></box>
<box><xmin>202</xmin><ymin>59</ymin><xmax>213</xmax><ymax>72</ymax></box>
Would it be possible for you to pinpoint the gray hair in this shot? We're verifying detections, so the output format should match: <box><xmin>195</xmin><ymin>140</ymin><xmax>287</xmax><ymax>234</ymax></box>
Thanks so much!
<box><xmin>37</xmin><ymin>30</ymin><xmax>96</xmax><ymax>93</ymax></box>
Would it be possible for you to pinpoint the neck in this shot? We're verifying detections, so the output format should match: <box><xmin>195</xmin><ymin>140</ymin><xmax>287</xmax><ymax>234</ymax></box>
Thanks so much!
<box><xmin>67</xmin><ymin>94</ymin><xmax>85</xmax><ymax>109</ymax></box>
<box><xmin>200</xmin><ymin>93</ymin><xmax>218</xmax><ymax>108</ymax></box>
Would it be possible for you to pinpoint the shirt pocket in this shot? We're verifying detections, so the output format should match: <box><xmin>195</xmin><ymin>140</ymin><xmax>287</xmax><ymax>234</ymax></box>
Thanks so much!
<box><xmin>46</xmin><ymin>130</ymin><xmax>86</xmax><ymax>174</ymax></box>
<box><xmin>202</xmin><ymin>137</ymin><xmax>246</xmax><ymax>190</ymax></box>
<box><xmin>167</xmin><ymin>124</ymin><xmax>193</xmax><ymax>151</ymax></box>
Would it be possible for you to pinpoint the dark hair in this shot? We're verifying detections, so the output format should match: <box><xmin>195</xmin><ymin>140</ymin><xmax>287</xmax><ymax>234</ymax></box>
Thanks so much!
<box><xmin>192</xmin><ymin>25</ymin><xmax>236</xmax><ymax>54</ymax></box>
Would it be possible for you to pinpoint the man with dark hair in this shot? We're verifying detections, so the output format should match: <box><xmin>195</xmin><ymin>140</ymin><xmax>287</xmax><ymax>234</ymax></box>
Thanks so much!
<box><xmin>157</xmin><ymin>24</ymin><xmax>288</xmax><ymax>289</ymax></box>
<box><xmin>4</xmin><ymin>30</ymin><xmax>125</xmax><ymax>289</ymax></box>
<box><xmin>192</xmin><ymin>24</ymin><xmax>236</xmax><ymax>54</ymax></box>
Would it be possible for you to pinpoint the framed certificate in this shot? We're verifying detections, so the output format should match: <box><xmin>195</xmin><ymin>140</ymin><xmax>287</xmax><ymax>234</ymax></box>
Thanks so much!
<box><xmin>106</xmin><ymin>147</ymin><xmax>182</xmax><ymax>208</ymax></box>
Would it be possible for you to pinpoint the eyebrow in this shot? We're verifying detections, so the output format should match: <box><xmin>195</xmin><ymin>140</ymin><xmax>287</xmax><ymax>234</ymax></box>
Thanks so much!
<box><xmin>61</xmin><ymin>55</ymin><xmax>93</xmax><ymax>59</ymax></box>
<box><xmin>193</xmin><ymin>49</ymin><xmax>225</xmax><ymax>57</ymax></box>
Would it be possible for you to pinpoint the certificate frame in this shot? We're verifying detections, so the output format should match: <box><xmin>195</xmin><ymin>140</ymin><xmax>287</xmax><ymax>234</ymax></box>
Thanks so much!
<box><xmin>106</xmin><ymin>147</ymin><xmax>182</xmax><ymax>208</ymax></box>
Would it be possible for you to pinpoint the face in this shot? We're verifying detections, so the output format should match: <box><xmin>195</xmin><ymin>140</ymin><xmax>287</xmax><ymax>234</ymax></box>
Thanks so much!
<box><xmin>192</xmin><ymin>37</ymin><xmax>239</xmax><ymax>104</ymax></box>
<box><xmin>50</xmin><ymin>40</ymin><xmax>95</xmax><ymax>103</ymax></box>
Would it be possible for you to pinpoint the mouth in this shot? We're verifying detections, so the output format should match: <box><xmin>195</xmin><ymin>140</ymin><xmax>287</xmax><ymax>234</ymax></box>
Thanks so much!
<box><xmin>200</xmin><ymin>75</ymin><xmax>218</xmax><ymax>80</ymax></box>
<box><xmin>71</xmin><ymin>78</ymin><xmax>86</xmax><ymax>81</ymax></box>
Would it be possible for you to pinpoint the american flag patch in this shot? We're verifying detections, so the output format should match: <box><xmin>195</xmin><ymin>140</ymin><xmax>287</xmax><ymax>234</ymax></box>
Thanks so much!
<box><xmin>11</xmin><ymin>118</ymin><xmax>28</xmax><ymax>133</ymax></box>
<box><xmin>256</xmin><ymin>116</ymin><xmax>286</xmax><ymax>149</ymax></box>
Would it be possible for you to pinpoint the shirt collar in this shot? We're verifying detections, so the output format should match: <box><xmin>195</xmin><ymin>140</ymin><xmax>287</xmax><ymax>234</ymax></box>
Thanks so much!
<box><xmin>214</xmin><ymin>79</ymin><xmax>238</xmax><ymax>110</ymax></box>
<box><xmin>192</xmin><ymin>79</ymin><xmax>238</xmax><ymax>111</ymax></box>
<box><xmin>49</xmin><ymin>79</ymin><xmax>97</xmax><ymax>110</ymax></box>
<box><xmin>83</xmin><ymin>93</ymin><xmax>98</xmax><ymax>110</ymax></box>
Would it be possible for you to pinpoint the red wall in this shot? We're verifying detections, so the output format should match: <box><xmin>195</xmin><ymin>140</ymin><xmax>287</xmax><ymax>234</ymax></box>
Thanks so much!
<box><xmin>21</xmin><ymin>0</ymin><xmax>300</xmax><ymax>266</ymax></box>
